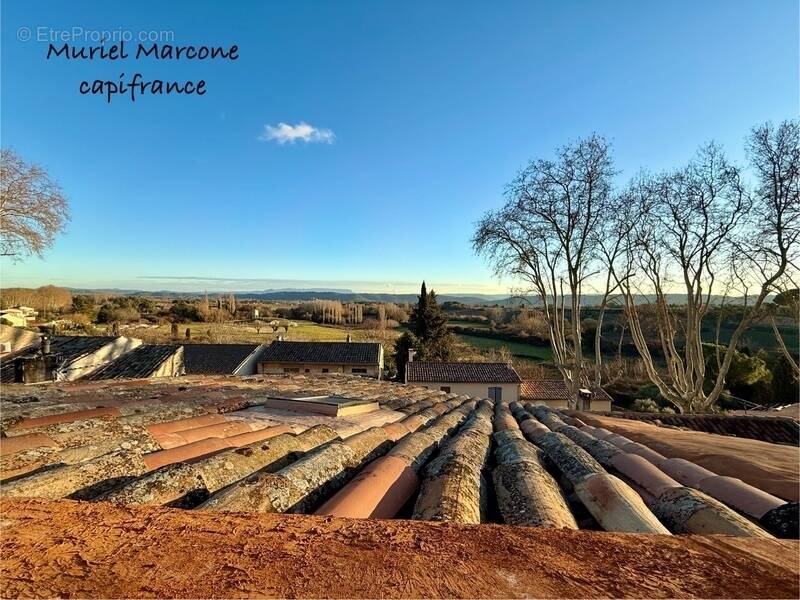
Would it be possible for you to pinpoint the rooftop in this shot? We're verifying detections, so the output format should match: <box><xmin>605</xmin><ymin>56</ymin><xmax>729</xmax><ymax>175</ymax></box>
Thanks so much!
<box><xmin>0</xmin><ymin>374</ymin><xmax>797</xmax><ymax>598</ymax></box>
<box><xmin>259</xmin><ymin>340</ymin><xmax>381</xmax><ymax>365</ymax></box>
<box><xmin>0</xmin><ymin>336</ymin><xmax>118</xmax><ymax>383</ymax></box>
<box><xmin>521</xmin><ymin>380</ymin><xmax>613</xmax><ymax>403</ymax></box>
<box><xmin>83</xmin><ymin>345</ymin><xmax>181</xmax><ymax>381</ymax></box>
<box><xmin>182</xmin><ymin>343</ymin><xmax>261</xmax><ymax>374</ymax></box>
<box><xmin>3</xmin><ymin>496</ymin><xmax>797</xmax><ymax>599</ymax></box>
<box><xmin>406</xmin><ymin>361</ymin><xmax>522</xmax><ymax>383</ymax></box>
<box><xmin>0</xmin><ymin>325</ymin><xmax>40</xmax><ymax>353</ymax></box>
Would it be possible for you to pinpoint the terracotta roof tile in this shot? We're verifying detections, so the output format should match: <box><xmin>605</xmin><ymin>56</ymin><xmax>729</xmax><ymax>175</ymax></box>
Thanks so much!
<box><xmin>521</xmin><ymin>380</ymin><xmax>613</xmax><ymax>403</ymax></box>
<box><xmin>406</xmin><ymin>362</ymin><xmax>521</xmax><ymax>383</ymax></box>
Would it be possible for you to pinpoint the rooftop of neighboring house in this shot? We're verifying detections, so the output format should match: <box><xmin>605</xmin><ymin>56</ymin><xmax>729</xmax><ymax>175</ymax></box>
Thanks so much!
<box><xmin>0</xmin><ymin>306</ymin><xmax>37</xmax><ymax>314</ymax></box>
<box><xmin>521</xmin><ymin>379</ymin><xmax>613</xmax><ymax>403</ymax></box>
<box><xmin>258</xmin><ymin>341</ymin><xmax>382</xmax><ymax>365</ymax></box>
<box><xmin>0</xmin><ymin>336</ymin><xmax>119</xmax><ymax>383</ymax></box>
<box><xmin>83</xmin><ymin>345</ymin><xmax>182</xmax><ymax>381</ymax></box>
<box><xmin>0</xmin><ymin>324</ymin><xmax>41</xmax><ymax>353</ymax></box>
<box><xmin>406</xmin><ymin>361</ymin><xmax>522</xmax><ymax>383</ymax></box>
<box><xmin>182</xmin><ymin>343</ymin><xmax>263</xmax><ymax>374</ymax></box>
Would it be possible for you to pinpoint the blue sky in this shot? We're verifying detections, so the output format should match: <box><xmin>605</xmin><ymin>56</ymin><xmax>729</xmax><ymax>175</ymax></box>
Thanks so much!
<box><xmin>1</xmin><ymin>0</ymin><xmax>797</xmax><ymax>294</ymax></box>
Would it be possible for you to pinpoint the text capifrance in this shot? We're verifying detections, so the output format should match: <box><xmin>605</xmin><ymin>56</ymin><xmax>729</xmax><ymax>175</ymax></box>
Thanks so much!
<box><xmin>46</xmin><ymin>42</ymin><xmax>240</xmax><ymax>103</ymax></box>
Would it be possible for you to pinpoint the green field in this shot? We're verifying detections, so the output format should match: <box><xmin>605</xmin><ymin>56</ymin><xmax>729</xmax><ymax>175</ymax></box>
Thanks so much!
<box><xmin>454</xmin><ymin>333</ymin><xmax>552</xmax><ymax>361</ymax></box>
<box><xmin>717</xmin><ymin>325</ymin><xmax>799</xmax><ymax>356</ymax></box>
<box><xmin>447</xmin><ymin>319</ymin><xmax>491</xmax><ymax>330</ymax></box>
<box><xmin>117</xmin><ymin>320</ymin><xmax>397</xmax><ymax>345</ymax></box>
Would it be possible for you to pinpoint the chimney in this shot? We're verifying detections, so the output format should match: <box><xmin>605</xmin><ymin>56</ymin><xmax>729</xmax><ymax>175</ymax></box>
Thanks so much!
<box><xmin>41</xmin><ymin>334</ymin><xmax>51</xmax><ymax>355</ymax></box>
<box><xmin>578</xmin><ymin>388</ymin><xmax>593</xmax><ymax>411</ymax></box>
<box><xmin>404</xmin><ymin>349</ymin><xmax>416</xmax><ymax>384</ymax></box>
<box><xmin>16</xmin><ymin>350</ymin><xmax>60</xmax><ymax>383</ymax></box>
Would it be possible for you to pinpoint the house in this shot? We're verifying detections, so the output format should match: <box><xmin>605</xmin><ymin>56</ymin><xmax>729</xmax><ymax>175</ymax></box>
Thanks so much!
<box><xmin>258</xmin><ymin>341</ymin><xmax>383</xmax><ymax>379</ymax></box>
<box><xmin>0</xmin><ymin>335</ymin><xmax>142</xmax><ymax>383</ymax></box>
<box><xmin>83</xmin><ymin>345</ymin><xmax>184</xmax><ymax>380</ymax></box>
<box><xmin>405</xmin><ymin>361</ymin><xmax>522</xmax><ymax>402</ymax></box>
<box><xmin>182</xmin><ymin>343</ymin><xmax>264</xmax><ymax>376</ymax></box>
<box><xmin>0</xmin><ymin>307</ymin><xmax>38</xmax><ymax>327</ymax></box>
<box><xmin>521</xmin><ymin>380</ymin><xmax>613</xmax><ymax>411</ymax></box>
<box><xmin>236</xmin><ymin>306</ymin><xmax>260</xmax><ymax>320</ymax></box>
<box><xmin>0</xmin><ymin>310</ymin><xmax>26</xmax><ymax>327</ymax></box>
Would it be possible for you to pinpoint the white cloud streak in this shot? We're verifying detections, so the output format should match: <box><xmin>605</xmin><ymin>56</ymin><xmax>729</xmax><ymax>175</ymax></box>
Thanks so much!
<box><xmin>259</xmin><ymin>122</ymin><xmax>335</xmax><ymax>145</ymax></box>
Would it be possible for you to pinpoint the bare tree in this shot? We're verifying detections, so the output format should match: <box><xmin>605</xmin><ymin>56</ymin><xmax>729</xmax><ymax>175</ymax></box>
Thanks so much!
<box><xmin>618</xmin><ymin>144</ymin><xmax>749</xmax><ymax>412</ymax></box>
<box><xmin>590</xmin><ymin>193</ymin><xmax>634</xmax><ymax>388</ymax></box>
<box><xmin>384</xmin><ymin>302</ymin><xmax>408</xmax><ymax>323</ymax></box>
<box><xmin>740</xmin><ymin>120</ymin><xmax>800</xmax><ymax>378</ymax></box>
<box><xmin>378</xmin><ymin>304</ymin><xmax>387</xmax><ymax>339</ymax></box>
<box><xmin>768</xmin><ymin>280</ymin><xmax>799</xmax><ymax>376</ymax></box>
<box><xmin>0</xmin><ymin>149</ymin><xmax>70</xmax><ymax>259</ymax></box>
<box><xmin>618</xmin><ymin>125</ymin><xmax>798</xmax><ymax>413</ymax></box>
<box><xmin>1</xmin><ymin>285</ymin><xmax>71</xmax><ymax>314</ymax></box>
<box><xmin>37</xmin><ymin>285</ymin><xmax>73</xmax><ymax>319</ymax></box>
<box><xmin>474</xmin><ymin>135</ymin><xmax>616</xmax><ymax>404</ymax></box>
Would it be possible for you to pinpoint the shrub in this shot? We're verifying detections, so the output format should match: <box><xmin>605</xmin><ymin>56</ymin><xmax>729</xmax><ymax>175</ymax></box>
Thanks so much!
<box><xmin>632</xmin><ymin>398</ymin><xmax>660</xmax><ymax>413</ymax></box>
<box><xmin>383</xmin><ymin>303</ymin><xmax>408</xmax><ymax>323</ymax></box>
<box><xmin>61</xmin><ymin>313</ymin><xmax>91</xmax><ymax>326</ymax></box>
<box><xmin>96</xmin><ymin>304</ymin><xmax>140</xmax><ymax>324</ymax></box>
<box><xmin>169</xmin><ymin>302</ymin><xmax>200</xmax><ymax>323</ymax></box>
<box><xmin>361</xmin><ymin>317</ymin><xmax>380</xmax><ymax>330</ymax></box>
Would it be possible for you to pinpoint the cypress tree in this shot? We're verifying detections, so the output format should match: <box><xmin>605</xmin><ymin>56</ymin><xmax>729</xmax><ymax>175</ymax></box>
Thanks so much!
<box><xmin>423</xmin><ymin>288</ymin><xmax>453</xmax><ymax>360</ymax></box>
<box><xmin>410</xmin><ymin>281</ymin><xmax>429</xmax><ymax>339</ymax></box>
<box><xmin>396</xmin><ymin>281</ymin><xmax>455</xmax><ymax>379</ymax></box>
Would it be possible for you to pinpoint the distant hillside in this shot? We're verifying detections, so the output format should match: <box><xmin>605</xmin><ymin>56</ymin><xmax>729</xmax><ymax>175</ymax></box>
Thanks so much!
<box><xmin>63</xmin><ymin>287</ymin><xmax>760</xmax><ymax>307</ymax></box>
<box><xmin>66</xmin><ymin>288</ymin><xmax>514</xmax><ymax>305</ymax></box>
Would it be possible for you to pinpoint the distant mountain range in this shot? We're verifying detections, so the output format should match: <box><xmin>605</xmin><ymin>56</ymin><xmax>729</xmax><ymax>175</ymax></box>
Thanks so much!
<box><xmin>66</xmin><ymin>288</ymin><xmax>513</xmax><ymax>305</ymax></box>
<box><xmin>65</xmin><ymin>287</ymin><xmax>758</xmax><ymax>307</ymax></box>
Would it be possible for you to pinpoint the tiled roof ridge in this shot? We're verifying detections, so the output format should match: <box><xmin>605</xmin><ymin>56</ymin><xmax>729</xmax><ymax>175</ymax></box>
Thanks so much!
<box><xmin>520</xmin><ymin>379</ymin><xmax>613</xmax><ymax>402</ymax></box>
<box><xmin>406</xmin><ymin>361</ymin><xmax>522</xmax><ymax>383</ymax></box>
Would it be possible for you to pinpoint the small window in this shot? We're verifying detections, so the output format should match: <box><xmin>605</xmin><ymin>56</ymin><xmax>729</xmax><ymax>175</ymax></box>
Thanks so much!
<box><xmin>440</xmin><ymin>386</ymin><xmax>451</xmax><ymax>393</ymax></box>
<box><xmin>322</xmin><ymin>368</ymin><xmax>329</xmax><ymax>373</ymax></box>
<box><xmin>351</xmin><ymin>368</ymin><xmax>367</xmax><ymax>374</ymax></box>
<box><xmin>304</xmin><ymin>369</ymin><xmax>310</xmax><ymax>373</ymax></box>
<box><xmin>283</xmin><ymin>367</ymin><xmax>300</xmax><ymax>373</ymax></box>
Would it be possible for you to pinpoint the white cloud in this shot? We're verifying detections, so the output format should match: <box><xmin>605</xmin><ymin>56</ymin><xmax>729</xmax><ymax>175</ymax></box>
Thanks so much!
<box><xmin>259</xmin><ymin>122</ymin><xmax>335</xmax><ymax>144</ymax></box>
